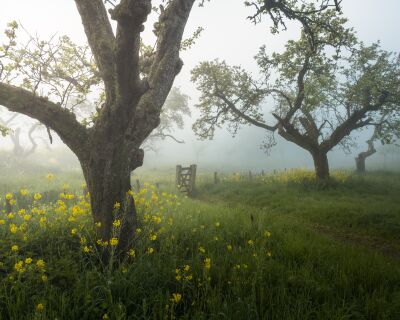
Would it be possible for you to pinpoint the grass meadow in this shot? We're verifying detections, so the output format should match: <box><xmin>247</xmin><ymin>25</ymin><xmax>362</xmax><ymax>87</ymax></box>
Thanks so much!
<box><xmin>0</xmin><ymin>168</ymin><xmax>399</xmax><ymax>319</ymax></box>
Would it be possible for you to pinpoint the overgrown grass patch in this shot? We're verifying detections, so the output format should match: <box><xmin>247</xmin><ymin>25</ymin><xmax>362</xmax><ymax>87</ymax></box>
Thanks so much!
<box><xmin>0</xmin><ymin>171</ymin><xmax>399</xmax><ymax>319</ymax></box>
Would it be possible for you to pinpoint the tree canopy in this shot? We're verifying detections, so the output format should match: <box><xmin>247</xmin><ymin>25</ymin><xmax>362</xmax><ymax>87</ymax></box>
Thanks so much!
<box><xmin>191</xmin><ymin>8</ymin><xmax>400</xmax><ymax>179</ymax></box>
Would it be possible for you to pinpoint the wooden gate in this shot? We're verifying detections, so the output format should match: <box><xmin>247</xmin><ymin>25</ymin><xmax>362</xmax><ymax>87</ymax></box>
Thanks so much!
<box><xmin>176</xmin><ymin>164</ymin><xmax>197</xmax><ymax>195</ymax></box>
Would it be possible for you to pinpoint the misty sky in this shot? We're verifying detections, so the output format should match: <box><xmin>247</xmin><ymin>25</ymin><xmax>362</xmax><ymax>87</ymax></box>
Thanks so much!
<box><xmin>1</xmin><ymin>1</ymin><xmax>400</xmax><ymax>172</ymax></box>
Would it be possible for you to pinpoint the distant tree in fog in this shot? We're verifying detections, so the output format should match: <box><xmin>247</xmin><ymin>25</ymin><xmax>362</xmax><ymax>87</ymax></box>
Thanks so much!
<box><xmin>355</xmin><ymin>111</ymin><xmax>400</xmax><ymax>173</ymax></box>
<box><xmin>192</xmin><ymin>8</ymin><xmax>400</xmax><ymax>179</ymax></box>
<box><xmin>143</xmin><ymin>87</ymin><xmax>191</xmax><ymax>152</ymax></box>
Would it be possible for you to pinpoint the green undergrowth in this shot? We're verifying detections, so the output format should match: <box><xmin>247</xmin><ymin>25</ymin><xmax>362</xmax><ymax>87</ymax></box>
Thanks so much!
<box><xmin>196</xmin><ymin>171</ymin><xmax>400</xmax><ymax>243</ymax></box>
<box><xmin>0</xmin><ymin>170</ymin><xmax>399</xmax><ymax>319</ymax></box>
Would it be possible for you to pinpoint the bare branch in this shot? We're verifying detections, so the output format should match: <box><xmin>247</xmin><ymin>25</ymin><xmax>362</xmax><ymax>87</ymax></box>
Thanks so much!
<box><xmin>216</xmin><ymin>92</ymin><xmax>277</xmax><ymax>131</ymax></box>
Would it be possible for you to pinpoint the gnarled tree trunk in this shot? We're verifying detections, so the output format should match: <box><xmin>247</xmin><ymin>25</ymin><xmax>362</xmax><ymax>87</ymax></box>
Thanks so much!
<box><xmin>355</xmin><ymin>139</ymin><xmax>376</xmax><ymax>173</ymax></box>
<box><xmin>311</xmin><ymin>151</ymin><xmax>330</xmax><ymax>180</ymax></box>
<box><xmin>81</xmin><ymin>130</ymin><xmax>144</xmax><ymax>255</ymax></box>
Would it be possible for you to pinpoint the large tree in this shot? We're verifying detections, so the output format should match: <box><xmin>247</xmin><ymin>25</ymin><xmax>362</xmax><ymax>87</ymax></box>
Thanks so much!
<box><xmin>191</xmin><ymin>10</ymin><xmax>400</xmax><ymax>179</ymax></box>
<box><xmin>0</xmin><ymin>1</ymin><xmax>198</xmax><ymax>256</ymax></box>
<box><xmin>0</xmin><ymin>0</ymin><xmax>346</xmax><ymax>256</ymax></box>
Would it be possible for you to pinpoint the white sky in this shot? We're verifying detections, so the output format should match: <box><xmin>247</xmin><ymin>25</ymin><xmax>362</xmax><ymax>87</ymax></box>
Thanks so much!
<box><xmin>1</xmin><ymin>0</ymin><xmax>400</xmax><ymax>171</ymax></box>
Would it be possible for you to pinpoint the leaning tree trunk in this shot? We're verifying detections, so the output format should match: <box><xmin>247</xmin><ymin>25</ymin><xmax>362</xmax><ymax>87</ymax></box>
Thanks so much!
<box><xmin>355</xmin><ymin>139</ymin><xmax>376</xmax><ymax>173</ymax></box>
<box><xmin>311</xmin><ymin>151</ymin><xmax>330</xmax><ymax>180</ymax></box>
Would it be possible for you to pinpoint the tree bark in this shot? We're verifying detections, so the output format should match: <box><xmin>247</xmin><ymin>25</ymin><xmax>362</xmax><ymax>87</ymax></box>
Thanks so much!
<box><xmin>355</xmin><ymin>139</ymin><xmax>376</xmax><ymax>173</ymax></box>
<box><xmin>312</xmin><ymin>151</ymin><xmax>330</xmax><ymax>180</ymax></box>
<box><xmin>81</xmin><ymin>126</ymin><xmax>144</xmax><ymax>257</ymax></box>
<box><xmin>355</xmin><ymin>156</ymin><xmax>366</xmax><ymax>173</ymax></box>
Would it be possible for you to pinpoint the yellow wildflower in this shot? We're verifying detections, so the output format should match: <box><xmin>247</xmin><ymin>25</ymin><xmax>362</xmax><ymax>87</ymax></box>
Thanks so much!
<box><xmin>14</xmin><ymin>261</ymin><xmax>24</xmax><ymax>273</ymax></box>
<box><xmin>128</xmin><ymin>249</ymin><xmax>135</xmax><ymax>257</ymax></box>
<box><xmin>149</xmin><ymin>234</ymin><xmax>157</xmax><ymax>241</ymax></box>
<box><xmin>227</xmin><ymin>244</ymin><xmax>233</xmax><ymax>251</ymax></box>
<box><xmin>0</xmin><ymin>220</ymin><xmax>5</xmax><ymax>225</ymax></box>
<box><xmin>33</xmin><ymin>193</ymin><xmax>42</xmax><ymax>201</ymax></box>
<box><xmin>113</xmin><ymin>202</ymin><xmax>121</xmax><ymax>209</ymax></box>
<box><xmin>204</xmin><ymin>258</ymin><xmax>211</xmax><ymax>270</ymax></box>
<box><xmin>36</xmin><ymin>303</ymin><xmax>44</xmax><ymax>311</ymax></box>
<box><xmin>185</xmin><ymin>274</ymin><xmax>193</xmax><ymax>280</ymax></box>
<box><xmin>20</xmin><ymin>189</ymin><xmax>29</xmax><ymax>196</ymax></box>
<box><xmin>171</xmin><ymin>293</ymin><xmax>182</xmax><ymax>304</ymax></box>
<box><xmin>112</xmin><ymin>219</ymin><xmax>121</xmax><ymax>227</ymax></box>
<box><xmin>110</xmin><ymin>238</ymin><xmax>118</xmax><ymax>246</ymax></box>
<box><xmin>41</xmin><ymin>275</ymin><xmax>48</xmax><ymax>282</ymax></box>
<box><xmin>46</xmin><ymin>173</ymin><xmax>54</xmax><ymax>181</ymax></box>
<box><xmin>36</xmin><ymin>259</ymin><xmax>45</xmax><ymax>269</ymax></box>
<box><xmin>11</xmin><ymin>245</ymin><xmax>18</xmax><ymax>252</ymax></box>
<box><xmin>264</xmin><ymin>230</ymin><xmax>271</xmax><ymax>238</ymax></box>
<box><xmin>147</xmin><ymin>247</ymin><xmax>154</xmax><ymax>254</ymax></box>
<box><xmin>71</xmin><ymin>228</ymin><xmax>78</xmax><ymax>235</ymax></box>
<box><xmin>198</xmin><ymin>246</ymin><xmax>206</xmax><ymax>254</ymax></box>
<box><xmin>247</xmin><ymin>240</ymin><xmax>254</xmax><ymax>246</ymax></box>
<box><xmin>5</xmin><ymin>193</ymin><xmax>13</xmax><ymax>200</ymax></box>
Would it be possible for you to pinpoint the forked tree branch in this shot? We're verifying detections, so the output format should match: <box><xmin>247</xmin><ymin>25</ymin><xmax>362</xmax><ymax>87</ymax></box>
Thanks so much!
<box><xmin>126</xmin><ymin>0</ymin><xmax>196</xmax><ymax>145</ymax></box>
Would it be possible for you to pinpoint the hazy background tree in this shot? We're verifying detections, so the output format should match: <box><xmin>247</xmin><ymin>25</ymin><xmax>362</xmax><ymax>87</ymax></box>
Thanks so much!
<box><xmin>191</xmin><ymin>8</ymin><xmax>400</xmax><ymax>179</ymax></box>
<box><xmin>355</xmin><ymin>111</ymin><xmax>400</xmax><ymax>173</ymax></box>
<box><xmin>143</xmin><ymin>87</ymin><xmax>190</xmax><ymax>151</ymax></box>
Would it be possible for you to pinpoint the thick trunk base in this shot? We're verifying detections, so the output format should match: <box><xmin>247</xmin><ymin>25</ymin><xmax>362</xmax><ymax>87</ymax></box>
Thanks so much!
<box><xmin>312</xmin><ymin>152</ymin><xmax>330</xmax><ymax>180</ymax></box>
<box><xmin>355</xmin><ymin>156</ymin><xmax>366</xmax><ymax>173</ymax></box>
<box><xmin>81</xmin><ymin>146</ymin><xmax>143</xmax><ymax>261</ymax></box>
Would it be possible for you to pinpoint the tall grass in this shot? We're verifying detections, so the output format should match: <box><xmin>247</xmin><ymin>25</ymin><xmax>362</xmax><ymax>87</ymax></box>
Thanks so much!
<box><xmin>0</xmin><ymin>171</ymin><xmax>399</xmax><ymax>319</ymax></box>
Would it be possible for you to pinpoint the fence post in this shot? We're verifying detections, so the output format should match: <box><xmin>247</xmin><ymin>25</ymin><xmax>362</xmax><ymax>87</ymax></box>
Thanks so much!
<box><xmin>261</xmin><ymin>170</ymin><xmax>265</xmax><ymax>176</ymax></box>
<box><xmin>189</xmin><ymin>164</ymin><xmax>197</xmax><ymax>193</ymax></box>
<box><xmin>136</xmin><ymin>179</ymin><xmax>141</xmax><ymax>191</ymax></box>
<box><xmin>249</xmin><ymin>170</ymin><xmax>252</xmax><ymax>180</ymax></box>
<box><xmin>176</xmin><ymin>165</ymin><xmax>182</xmax><ymax>187</ymax></box>
<box><xmin>214</xmin><ymin>172</ymin><xmax>218</xmax><ymax>184</ymax></box>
